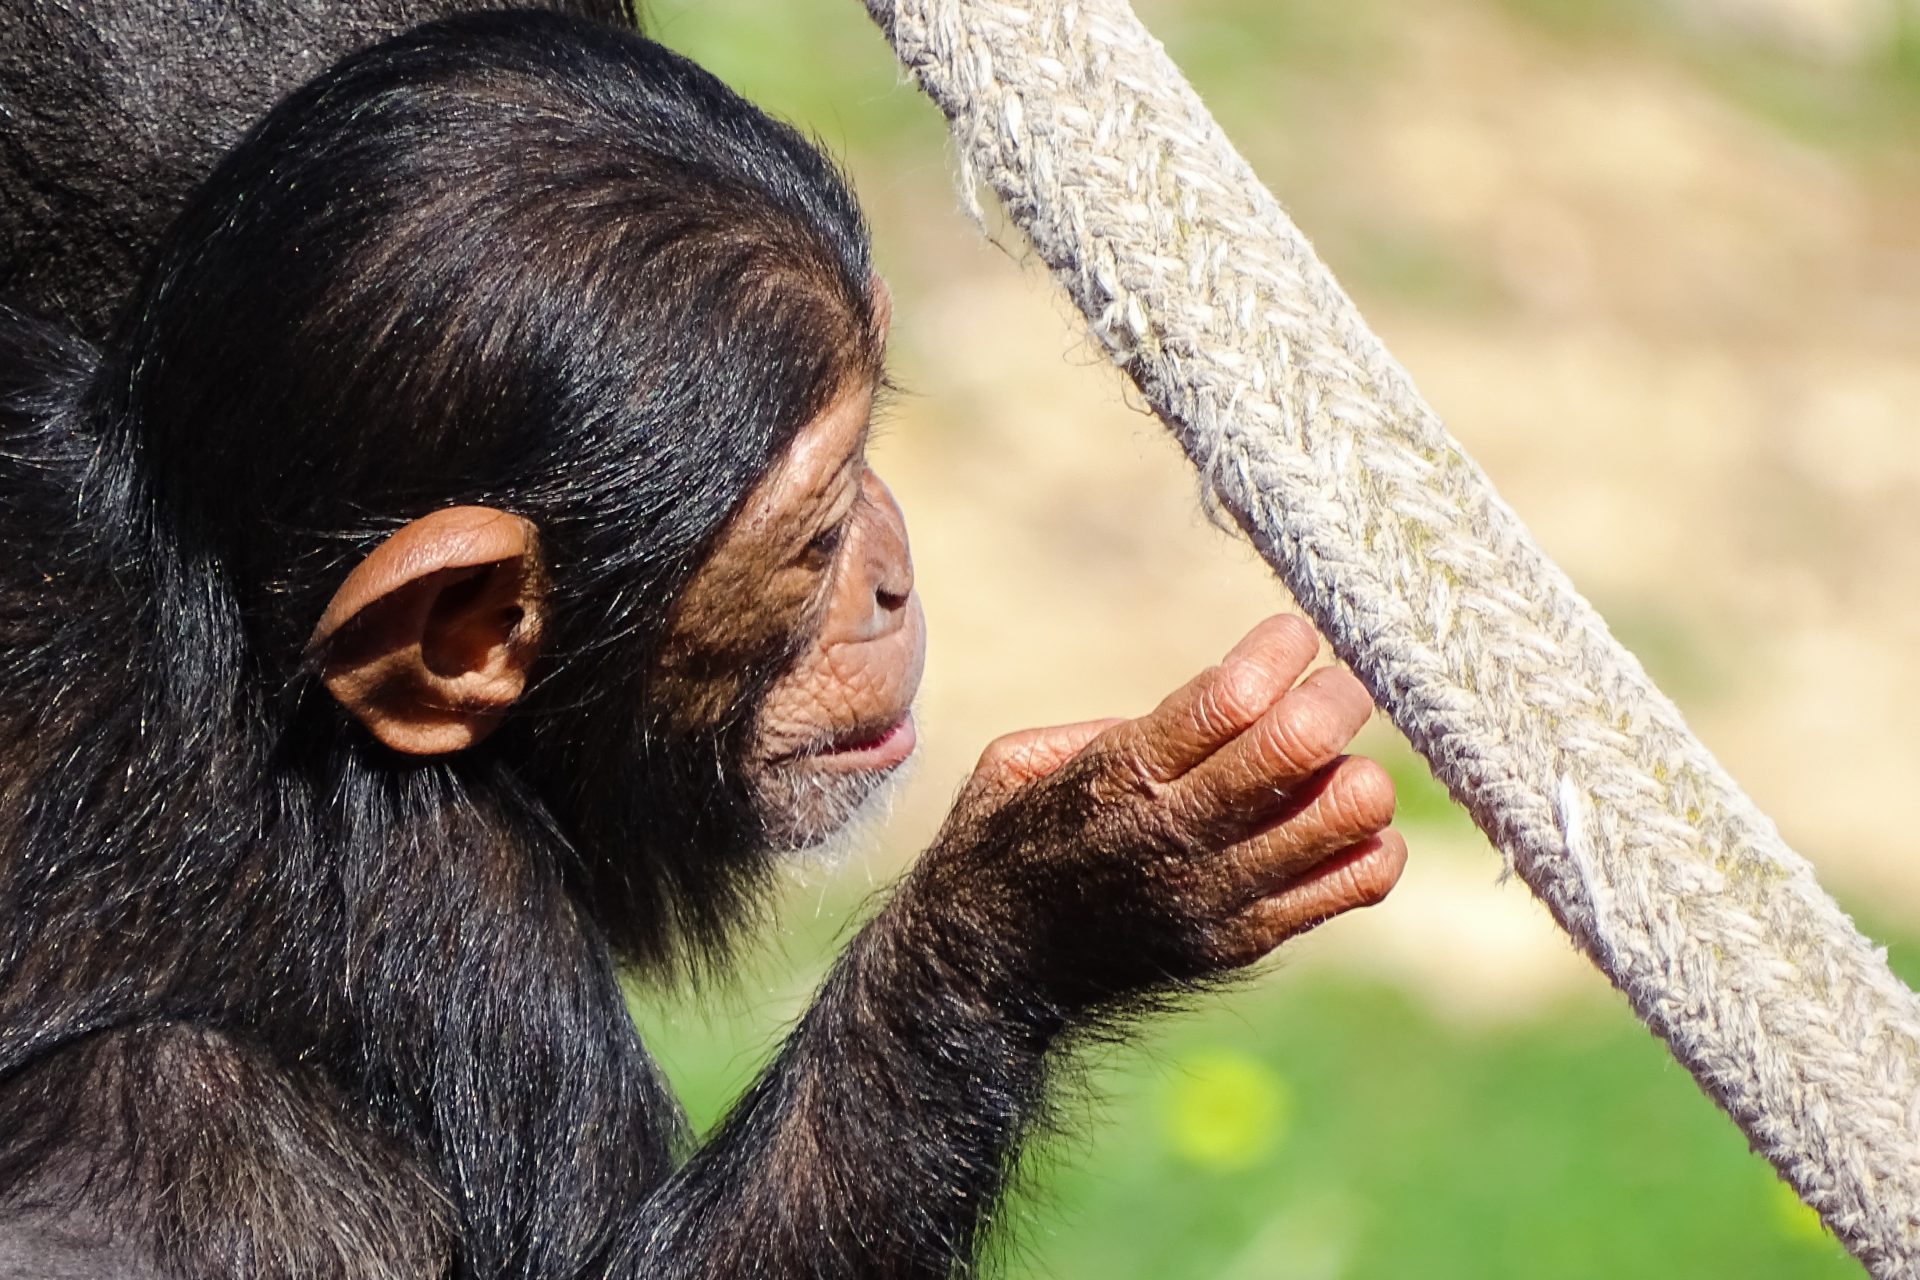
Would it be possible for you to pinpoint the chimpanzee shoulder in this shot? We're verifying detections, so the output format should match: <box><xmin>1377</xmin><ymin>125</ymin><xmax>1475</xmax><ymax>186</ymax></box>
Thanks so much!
<box><xmin>0</xmin><ymin>0</ymin><xmax>634</xmax><ymax>335</ymax></box>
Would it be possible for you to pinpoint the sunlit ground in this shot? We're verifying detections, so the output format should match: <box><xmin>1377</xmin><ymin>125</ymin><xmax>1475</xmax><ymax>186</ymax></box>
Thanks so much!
<box><xmin>631</xmin><ymin>0</ymin><xmax>1920</xmax><ymax>1274</ymax></box>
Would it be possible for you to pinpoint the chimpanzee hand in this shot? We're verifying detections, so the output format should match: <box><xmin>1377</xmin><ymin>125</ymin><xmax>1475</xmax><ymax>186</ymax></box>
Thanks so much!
<box><xmin>907</xmin><ymin>614</ymin><xmax>1405</xmax><ymax>1015</ymax></box>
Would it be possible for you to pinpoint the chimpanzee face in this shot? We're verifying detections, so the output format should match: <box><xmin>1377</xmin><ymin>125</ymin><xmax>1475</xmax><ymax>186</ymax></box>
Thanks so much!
<box><xmin>654</xmin><ymin>289</ymin><xmax>925</xmax><ymax>851</ymax></box>
<box><xmin>310</xmin><ymin>299</ymin><xmax>918</xmax><ymax>861</ymax></box>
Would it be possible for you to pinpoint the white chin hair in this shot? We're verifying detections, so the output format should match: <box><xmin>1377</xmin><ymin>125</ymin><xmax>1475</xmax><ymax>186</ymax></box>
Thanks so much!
<box><xmin>755</xmin><ymin>752</ymin><xmax>917</xmax><ymax>870</ymax></box>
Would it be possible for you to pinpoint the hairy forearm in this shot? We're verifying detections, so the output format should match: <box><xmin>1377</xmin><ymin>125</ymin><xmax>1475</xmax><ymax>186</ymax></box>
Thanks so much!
<box><xmin>629</xmin><ymin>885</ymin><xmax>1063</xmax><ymax>1279</ymax></box>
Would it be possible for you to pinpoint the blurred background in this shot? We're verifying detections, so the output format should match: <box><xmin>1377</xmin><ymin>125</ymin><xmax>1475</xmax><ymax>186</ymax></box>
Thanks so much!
<box><xmin>630</xmin><ymin>0</ymin><xmax>1920</xmax><ymax>1274</ymax></box>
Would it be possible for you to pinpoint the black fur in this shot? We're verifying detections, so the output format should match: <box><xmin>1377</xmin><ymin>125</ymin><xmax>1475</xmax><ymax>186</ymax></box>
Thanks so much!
<box><xmin>0</xmin><ymin>0</ymin><xmax>632</xmax><ymax>338</ymax></box>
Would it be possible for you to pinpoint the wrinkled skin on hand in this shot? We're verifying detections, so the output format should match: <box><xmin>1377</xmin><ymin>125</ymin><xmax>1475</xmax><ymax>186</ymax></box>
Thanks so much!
<box><xmin>906</xmin><ymin>614</ymin><xmax>1405</xmax><ymax>1014</ymax></box>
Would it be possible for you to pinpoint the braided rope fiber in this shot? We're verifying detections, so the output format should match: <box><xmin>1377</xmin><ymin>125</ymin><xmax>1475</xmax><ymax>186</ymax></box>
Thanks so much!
<box><xmin>859</xmin><ymin>0</ymin><xmax>1920</xmax><ymax>1269</ymax></box>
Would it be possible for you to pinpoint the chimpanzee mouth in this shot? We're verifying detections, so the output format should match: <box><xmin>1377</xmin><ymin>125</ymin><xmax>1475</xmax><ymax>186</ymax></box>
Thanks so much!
<box><xmin>812</xmin><ymin>714</ymin><xmax>917</xmax><ymax>772</ymax></box>
<box><xmin>755</xmin><ymin>714</ymin><xmax>919</xmax><ymax>854</ymax></box>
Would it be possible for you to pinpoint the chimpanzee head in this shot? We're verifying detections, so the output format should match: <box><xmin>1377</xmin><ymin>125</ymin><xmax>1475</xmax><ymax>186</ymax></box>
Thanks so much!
<box><xmin>93</xmin><ymin>11</ymin><xmax>925</xmax><ymax>965</ymax></box>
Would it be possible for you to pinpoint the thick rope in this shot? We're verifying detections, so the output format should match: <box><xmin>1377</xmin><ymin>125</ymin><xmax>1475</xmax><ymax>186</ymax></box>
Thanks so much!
<box><xmin>859</xmin><ymin>0</ymin><xmax>1920</xmax><ymax>1271</ymax></box>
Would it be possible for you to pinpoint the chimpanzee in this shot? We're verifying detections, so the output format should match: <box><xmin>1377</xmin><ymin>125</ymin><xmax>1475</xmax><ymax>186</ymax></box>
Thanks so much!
<box><xmin>0</xmin><ymin>10</ymin><xmax>1405</xmax><ymax>1279</ymax></box>
<box><xmin>0</xmin><ymin>0</ymin><xmax>632</xmax><ymax>338</ymax></box>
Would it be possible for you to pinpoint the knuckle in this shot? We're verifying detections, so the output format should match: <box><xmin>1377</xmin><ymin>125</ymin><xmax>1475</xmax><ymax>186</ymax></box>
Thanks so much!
<box><xmin>1257</xmin><ymin>701</ymin><xmax>1342</xmax><ymax>776</ymax></box>
<box><xmin>1327</xmin><ymin>757</ymin><xmax>1397</xmax><ymax>832</ymax></box>
<box><xmin>1088</xmin><ymin>742</ymin><xmax>1166</xmax><ymax>806</ymax></box>
<box><xmin>1171</xmin><ymin>772</ymin><xmax>1254</xmax><ymax>848</ymax></box>
<box><xmin>1197</xmin><ymin>662</ymin><xmax>1270</xmax><ymax>735</ymax></box>
<box><xmin>1210</xmin><ymin>847</ymin><xmax>1269</xmax><ymax>906</ymax></box>
<box><xmin>1092</xmin><ymin>793</ymin><xmax>1181</xmax><ymax>868</ymax></box>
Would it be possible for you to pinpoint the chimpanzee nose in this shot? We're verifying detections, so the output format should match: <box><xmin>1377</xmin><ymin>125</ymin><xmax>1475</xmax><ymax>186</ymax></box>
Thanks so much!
<box><xmin>858</xmin><ymin>470</ymin><xmax>913</xmax><ymax>639</ymax></box>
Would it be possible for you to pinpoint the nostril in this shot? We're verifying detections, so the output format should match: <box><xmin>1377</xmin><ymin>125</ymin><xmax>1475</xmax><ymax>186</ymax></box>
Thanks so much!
<box><xmin>875</xmin><ymin>584</ymin><xmax>909</xmax><ymax>613</ymax></box>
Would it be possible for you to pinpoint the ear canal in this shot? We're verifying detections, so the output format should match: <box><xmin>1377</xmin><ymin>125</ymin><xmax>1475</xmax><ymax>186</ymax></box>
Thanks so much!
<box><xmin>315</xmin><ymin>507</ymin><xmax>546</xmax><ymax>756</ymax></box>
<box><xmin>419</xmin><ymin>563</ymin><xmax>532</xmax><ymax>680</ymax></box>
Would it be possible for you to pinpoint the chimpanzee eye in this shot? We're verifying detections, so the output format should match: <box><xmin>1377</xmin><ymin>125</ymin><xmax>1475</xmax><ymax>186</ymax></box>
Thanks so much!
<box><xmin>799</xmin><ymin>523</ymin><xmax>844</xmax><ymax>570</ymax></box>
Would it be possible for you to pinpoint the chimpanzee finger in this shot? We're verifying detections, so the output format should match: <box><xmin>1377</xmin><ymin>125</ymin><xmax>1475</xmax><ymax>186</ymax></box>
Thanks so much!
<box><xmin>969</xmin><ymin>718</ymin><xmax>1127</xmax><ymax>796</ymax></box>
<box><xmin>1208</xmin><ymin>831</ymin><xmax>1408</xmax><ymax>969</ymax></box>
<box><xmin>1108</xmin><ymin>615</ymin><xmax>1320</xmax><ymax>786</ymax></box>
<box><xmin>1210</xmin><ymin>756</ymin><xmax>1396</xmax><ymax>901</ymax></box>
<box><xmin>1179</xmin><ymin>666</ymin><xmax>1376</xmax><ymax>824</ymax></box>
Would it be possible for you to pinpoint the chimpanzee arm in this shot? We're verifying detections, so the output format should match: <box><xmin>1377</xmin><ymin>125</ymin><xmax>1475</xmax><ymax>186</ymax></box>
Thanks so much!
<box><xmin>637</xmin><ymin>894</ymin><xmax>1069</xmax><ymax>1279</ymax></box>
<box><xmin>0</xmin><ymin>1024</ymin><xmax>453</xmax><ymax>1280</ymax></box>
<box><xmin>635</xmin><ymin>621</ymin><xmax>1405</xmax><ymax>1278</ymax></box>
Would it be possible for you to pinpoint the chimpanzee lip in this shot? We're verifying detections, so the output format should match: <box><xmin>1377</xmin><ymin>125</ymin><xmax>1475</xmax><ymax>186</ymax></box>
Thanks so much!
<box><xmin>811</xmin><ymin>713</ymin><xmax>916</xmax><ymax>772</ymax></box>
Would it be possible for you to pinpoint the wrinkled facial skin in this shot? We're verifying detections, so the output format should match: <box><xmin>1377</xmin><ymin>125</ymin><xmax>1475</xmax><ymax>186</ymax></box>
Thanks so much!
<box><xmin>658</xmin><ymin>374</ymin><xmax>926</xmax><ymax>851</ymax></box>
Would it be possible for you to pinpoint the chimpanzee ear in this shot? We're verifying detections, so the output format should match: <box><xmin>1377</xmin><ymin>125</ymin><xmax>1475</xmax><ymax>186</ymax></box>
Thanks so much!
<box><xmin>311</xmin><ymin>506</ymin><xmax>547</xmax><ymax>756</ymax></box>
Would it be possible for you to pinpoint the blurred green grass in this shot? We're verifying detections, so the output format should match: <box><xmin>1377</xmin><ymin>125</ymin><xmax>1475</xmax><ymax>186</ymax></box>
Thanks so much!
<box><xmin>634</xmin><ymin>869</ymin><xmax>1896</xmax><ymax>1279</ymax></box>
